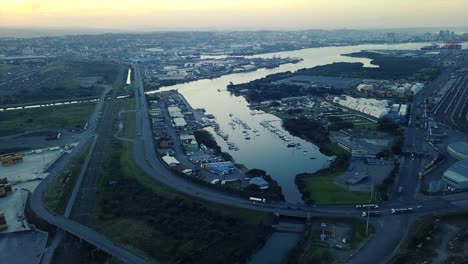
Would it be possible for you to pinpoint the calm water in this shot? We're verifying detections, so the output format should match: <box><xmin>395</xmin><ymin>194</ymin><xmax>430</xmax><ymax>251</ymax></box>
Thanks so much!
<box><xmin>249</xmin><ymin>224</ymin><xmax>303</xmax><ymax>264</ymax></box>
<box><xmin>152</xmin><ymin>42</ymin><xmax>437</xmax><ymax>203</ymax></box>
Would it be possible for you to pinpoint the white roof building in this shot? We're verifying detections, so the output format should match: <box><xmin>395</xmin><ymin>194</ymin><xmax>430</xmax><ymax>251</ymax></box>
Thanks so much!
<box><xmin>162</xmin><ymin>155</ymin><xmax>180</xmax><ymax>167</ymax></box>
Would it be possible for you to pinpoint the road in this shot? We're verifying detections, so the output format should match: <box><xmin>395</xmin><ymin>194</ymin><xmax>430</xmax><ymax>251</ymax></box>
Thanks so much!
<box><xmin>29</xmin><ymin>89</ymin><xmax>154</xmax><ymax>264</ymax></box>
<box><xmin>28</xmin><ymin>64</ymin><xmax>468</xmax><ymax>264</ymax></box>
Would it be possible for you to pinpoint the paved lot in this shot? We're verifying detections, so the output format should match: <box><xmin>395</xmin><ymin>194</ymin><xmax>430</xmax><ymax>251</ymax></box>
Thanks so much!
<box><xmin>0</xmin><ymin>148</ymin><xmax>64</xmax><ymax>182</ymax></box>
<box><xmin>0</xmin><ymin>129</ymin><xmax>80</xmax><ymax>151</ymax></box>
<box><xmin>0</xmin><ymin>230</ymin><xmax>48</xmax><ymax>264</ymax></box>
<box><xmin>335</xmin><ymin>159</ymin><xmax>393</xmax><ymax>192</ymax></box>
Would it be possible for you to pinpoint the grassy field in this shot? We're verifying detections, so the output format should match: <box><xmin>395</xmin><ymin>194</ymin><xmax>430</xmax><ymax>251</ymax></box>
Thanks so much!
<box><xmin>121</xmin><ymin>112</ymin><xmax>136</xmax><ymax>139</ymax></box>
<box><xmin>1</xmin><ymin>59</ymin><xmax>126</xmax><ymax>105</ymax></box>
<box><xmin>0</xmin><ymin>102</ymin><xmax>95</xmax><ymax>136</ymax></box>
<box><xmin>43</xmin><ymin>141</ymin><xmax>92</xmax><ymax>214</ymax></box>
<box><xmin>301</xmin><ymin>170</ymin><xmax>370</xmax><ymax>204</ymax></box>
<box><xmin>39</xmin><ymin>59</ymin><xmax>124</xmax><ymax>86</ymax></box>
<box><xmin>92</xmin><ymin>140</ymin><xmax>273</xmax><ymax>263</ymax></box>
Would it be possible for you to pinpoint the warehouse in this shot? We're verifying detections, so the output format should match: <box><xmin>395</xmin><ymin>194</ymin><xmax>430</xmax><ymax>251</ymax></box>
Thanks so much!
<box><xmin>202</xmin><ymin>161</ymin><xmax>236</xmax><ymax>175</ymax></box>
<box><xmin>162</xmin><ymin>155</ymin><xmax>180</xmax><ymax>167</ymax></box>
<box><xmin>173</xmin><ymin>117</ymin><xmax>187</xmax><ymax>128</ymax></box>
<box><xmin>168</xmin><ymin>106</ymin><xmax>184</xmax><ymax>118</ymax></box>
<box><xmin>336</xmin><ymin>137</ymin><xmax>383</xmax><ymax>159</ymax></box>
<box><xmin>447</xmin><ymin>142</ymin><xmax>468</xmax><ymax>160</ymax></box>
<box><xmin>249</xmin><ymin>177</ymin><xmax>269</xmax><ymax>189</ymax></box>
<box><xmin>443</xmin><ymin>160</ymin><xmax>468</xmax><ymax>189</ymax></box>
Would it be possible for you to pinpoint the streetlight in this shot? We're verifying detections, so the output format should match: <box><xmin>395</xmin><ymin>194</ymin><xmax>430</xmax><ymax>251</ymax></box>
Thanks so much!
<box><xmin>18</xmin><ymin>175</ymin><xmax>25</xmax><ymax>207</ymax></box>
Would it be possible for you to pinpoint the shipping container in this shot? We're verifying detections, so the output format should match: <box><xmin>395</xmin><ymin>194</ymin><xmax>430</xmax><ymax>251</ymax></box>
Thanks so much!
<box><xmin>4</xmin><ymin>184</ymin><xmax>12</xmax><ymax>193</ymax></box>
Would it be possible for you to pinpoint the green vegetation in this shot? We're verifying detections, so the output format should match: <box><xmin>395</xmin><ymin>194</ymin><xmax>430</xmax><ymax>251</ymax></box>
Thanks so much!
<box><xmin>193</xmin><ymin>129</ymin><xmax>233</xmax><ymax>161</ymax></box>
<box><xmin>375</xmin><ymin>160</ymin><xmax>400</xmax><ymax>200</ymax></box>
<box><xmin>282</xmin><ymin>117</ymin><xmax>367</xmax><ymax>203</ymax></box>
<box><xmin>52</xmin><ymin>239</ymin><xmax>118</xmax><ymax>264</ymax></box>
<box><xmin>283</xmin><ymin>118</ymin><xmax>329</xmax><ymax>146</ymax></box>
<box><xmin>227</xmin><ymin>52</ymin><xmax>440</xmax><ymax>103</ymax></box>
<box><xmin>287</xmin><ymin>219</ymin><xmax>373</xmax><ymax>264</ymax></box>
<box><xmin>43</xmin><ymin>141</ymin><xmax>92</xmax><ymax>214</ymax></box>
<box><xmin>327</xmin><ymin>116</ymin><xmax>354</xmax><ymax>131</ymax></box>
<box><xmin>92</xmin><ymin>139</ymin><xmax>273</xmax><ymax>264</ymax></box>
<box><xmin>1</xmin><ymin>59</ymin><xmax>125</xmax><ymax>105</ymax></box>
<box><xmin>296</xmin><ymin>170</ymin><xmax>370</xmax><ymax>204</ymax></box>
<box><xmin>0</xmin><ymin>102</ymin><xmax>95</xmax><ymax>136</ymax></box>
<box><xmin>343</xmin><ymin>51</ymin><xmax>441</xmax><ymax>81</ymax></box>
<box><xmin>121</xmin><ymin>111</ymin><xmax>136</xmax><ymax>139</ymax></box>
<box><xmin>244</xmin><ymin>169</ymin><xmax>285</xmax><ymax>202</ymax></box>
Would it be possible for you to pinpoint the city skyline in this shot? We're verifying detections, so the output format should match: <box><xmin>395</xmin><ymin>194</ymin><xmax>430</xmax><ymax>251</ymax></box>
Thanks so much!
<box><xmin>1</xmin><ymin>0</ymin><xmax>467</xmax><ymax>30</ymax></box>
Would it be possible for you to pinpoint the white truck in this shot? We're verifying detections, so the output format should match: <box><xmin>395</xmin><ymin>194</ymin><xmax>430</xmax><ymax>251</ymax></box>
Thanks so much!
<box><xmin>249</xmin><ymin>197</ymin><xmax>266</xmax><ymax>203</ymax></box>
<box><xmin>391</xmin><ymin>208</ymin><xmax>413</xmax><ymax>214</ymax></box>
<box><xmin>362</xmin><ymin>211</ymin><xmax>381</xmax><ymax>217</ymax></box>
<box><xmin>355</xmin><ymin>204</ymin><xmax>379</xmax><ymax>209</ymax></box>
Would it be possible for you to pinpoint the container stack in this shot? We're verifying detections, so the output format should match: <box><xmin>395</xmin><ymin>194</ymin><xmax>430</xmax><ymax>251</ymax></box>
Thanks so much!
<box><xmin>0</xmin><ymin>153</ymin><xmax>23</xmax><ymax>166</ymax></box>
<box><xmin>0</xmin><ymin>178</ymin><xmax>13</xmax><ymax>198</ymax></box>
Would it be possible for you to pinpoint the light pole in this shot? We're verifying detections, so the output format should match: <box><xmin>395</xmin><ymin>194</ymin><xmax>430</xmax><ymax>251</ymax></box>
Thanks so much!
<box><xmin>18</xmin><ymin>175</ymin><xmax>25</xmax><ymax>207</ymax></box>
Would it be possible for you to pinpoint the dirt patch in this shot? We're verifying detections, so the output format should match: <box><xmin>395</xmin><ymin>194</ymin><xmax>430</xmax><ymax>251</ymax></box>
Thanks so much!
<box><xmin>392</xmin><ymin>216</ymin><xmax>468</xmax><ymax>264</ymax></box>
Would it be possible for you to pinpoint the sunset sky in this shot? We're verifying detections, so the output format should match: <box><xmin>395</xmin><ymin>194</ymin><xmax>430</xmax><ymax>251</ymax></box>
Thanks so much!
<box><xmin>1</xmin><ymin>0</ymin><xmax>467</xmax><ymax>30</ymax></box>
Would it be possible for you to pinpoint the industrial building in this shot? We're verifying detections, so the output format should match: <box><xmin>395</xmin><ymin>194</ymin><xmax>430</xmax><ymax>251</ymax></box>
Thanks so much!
<box><xmin>443</xmin><ymin>160</ymin><xmax>468</xmax><ymax>189</ymax></box>
<box><xmin>162</xmin><ymin>155</ymin><xmax>180</xmax><ymax>167</ymax></box>
<box><xmin>179</xmin><ymin>134</ymin><xmax>199</xmax><ymax>151</ymax></box>
<box><xmin>173</xmin><ymin>117</ymin><xmax>187</xmax><ymax>128</ymax></box>
<box><xmin>336</xmin><ymin>137</ymin><xmax>383</xmax><ymax>159</ymax></box>
<box><xmin>168</xmin><ymin>106</ymin><xmax>184</xmax><ymax>118</ymax></box>
<box><xmin>333</xmin><ymin>96</ymin><xmax>390</xmax><ymax>119</ymax></box>
<box><xmin>447</xmin><ymin>142</ymin><xmax>468</xmax><ymax>160</ymax></box>
<box><xmin>249</xmin><ymin>177</ymin><xmax>270</xmax><ymax>189</ymax></box>
<box><xmin>202</xmin><ymin>161</ymin><xmax>236</xmax><ymax>175</ymax></box>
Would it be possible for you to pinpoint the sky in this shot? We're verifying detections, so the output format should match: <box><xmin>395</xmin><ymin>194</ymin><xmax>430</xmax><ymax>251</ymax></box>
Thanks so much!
<box><xmin>0</xmin><ymin>0</ymin><xmax>467</xmax><ymax>30</ymax></box>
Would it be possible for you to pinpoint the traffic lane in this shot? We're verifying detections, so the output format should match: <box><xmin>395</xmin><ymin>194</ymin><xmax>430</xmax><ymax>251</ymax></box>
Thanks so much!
<box><xmin>348</xmin><ymin>215</ymin><xmax>409</xmax><ymax>264</ymax></box>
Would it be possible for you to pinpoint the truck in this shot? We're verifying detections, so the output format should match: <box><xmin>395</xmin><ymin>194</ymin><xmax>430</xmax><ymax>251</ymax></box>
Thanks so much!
<box><xmin>249</xmin><ymin>197</ymin><xmax>266</xmax><ymax>203</ymax></box>
<box><xmin>391</xmin><ymin>208</ymin><xmax>413</xmax><ymax>214</ymax></box>
<box><xmin>362</xmin><ymin>211</ymin><xmax>381</xmax><ymax>217</ymax></box>
<box><xmin>355</xmin><ymin>204</ymin><xmax>379</xmax><ymax>209</ymax></box>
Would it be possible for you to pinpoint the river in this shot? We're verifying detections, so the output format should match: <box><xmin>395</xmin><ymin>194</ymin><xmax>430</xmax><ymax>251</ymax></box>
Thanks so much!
<box><xmin>151</xmin><ymin>42</ymin><xmax>443</xmax><ymax>204</ymax></box>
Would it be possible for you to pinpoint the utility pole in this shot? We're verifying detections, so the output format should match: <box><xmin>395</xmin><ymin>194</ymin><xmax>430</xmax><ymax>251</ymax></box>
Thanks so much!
<box><xmin>18</xmin><ymin>175</ymin><xmax>25</xmax><ymax>207</ymax></box>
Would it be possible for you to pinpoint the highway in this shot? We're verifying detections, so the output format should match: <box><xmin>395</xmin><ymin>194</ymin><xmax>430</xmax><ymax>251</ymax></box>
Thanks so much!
<box><xmin>27</xmin><ymin>64</ymin><xmax>468</xmax><ymax>264</ymax></box>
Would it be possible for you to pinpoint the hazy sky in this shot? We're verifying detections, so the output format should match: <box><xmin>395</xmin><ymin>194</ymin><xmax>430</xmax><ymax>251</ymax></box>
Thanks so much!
<box><xmin>1</xmin><ymin>0</ymin><xmax>467</xmax><ymax>30</ymax></box>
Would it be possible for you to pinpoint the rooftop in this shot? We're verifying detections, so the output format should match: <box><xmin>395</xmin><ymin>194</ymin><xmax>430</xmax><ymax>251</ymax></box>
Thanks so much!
<box><xmin>444</xmin><ymin>160</ymin><xmax>468</xmax><ymax>183</ymax></box>
<box><xmin>448</xmin><ymin>142</ymin><xmax>468</xmax><ymax>154</ymax></box>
